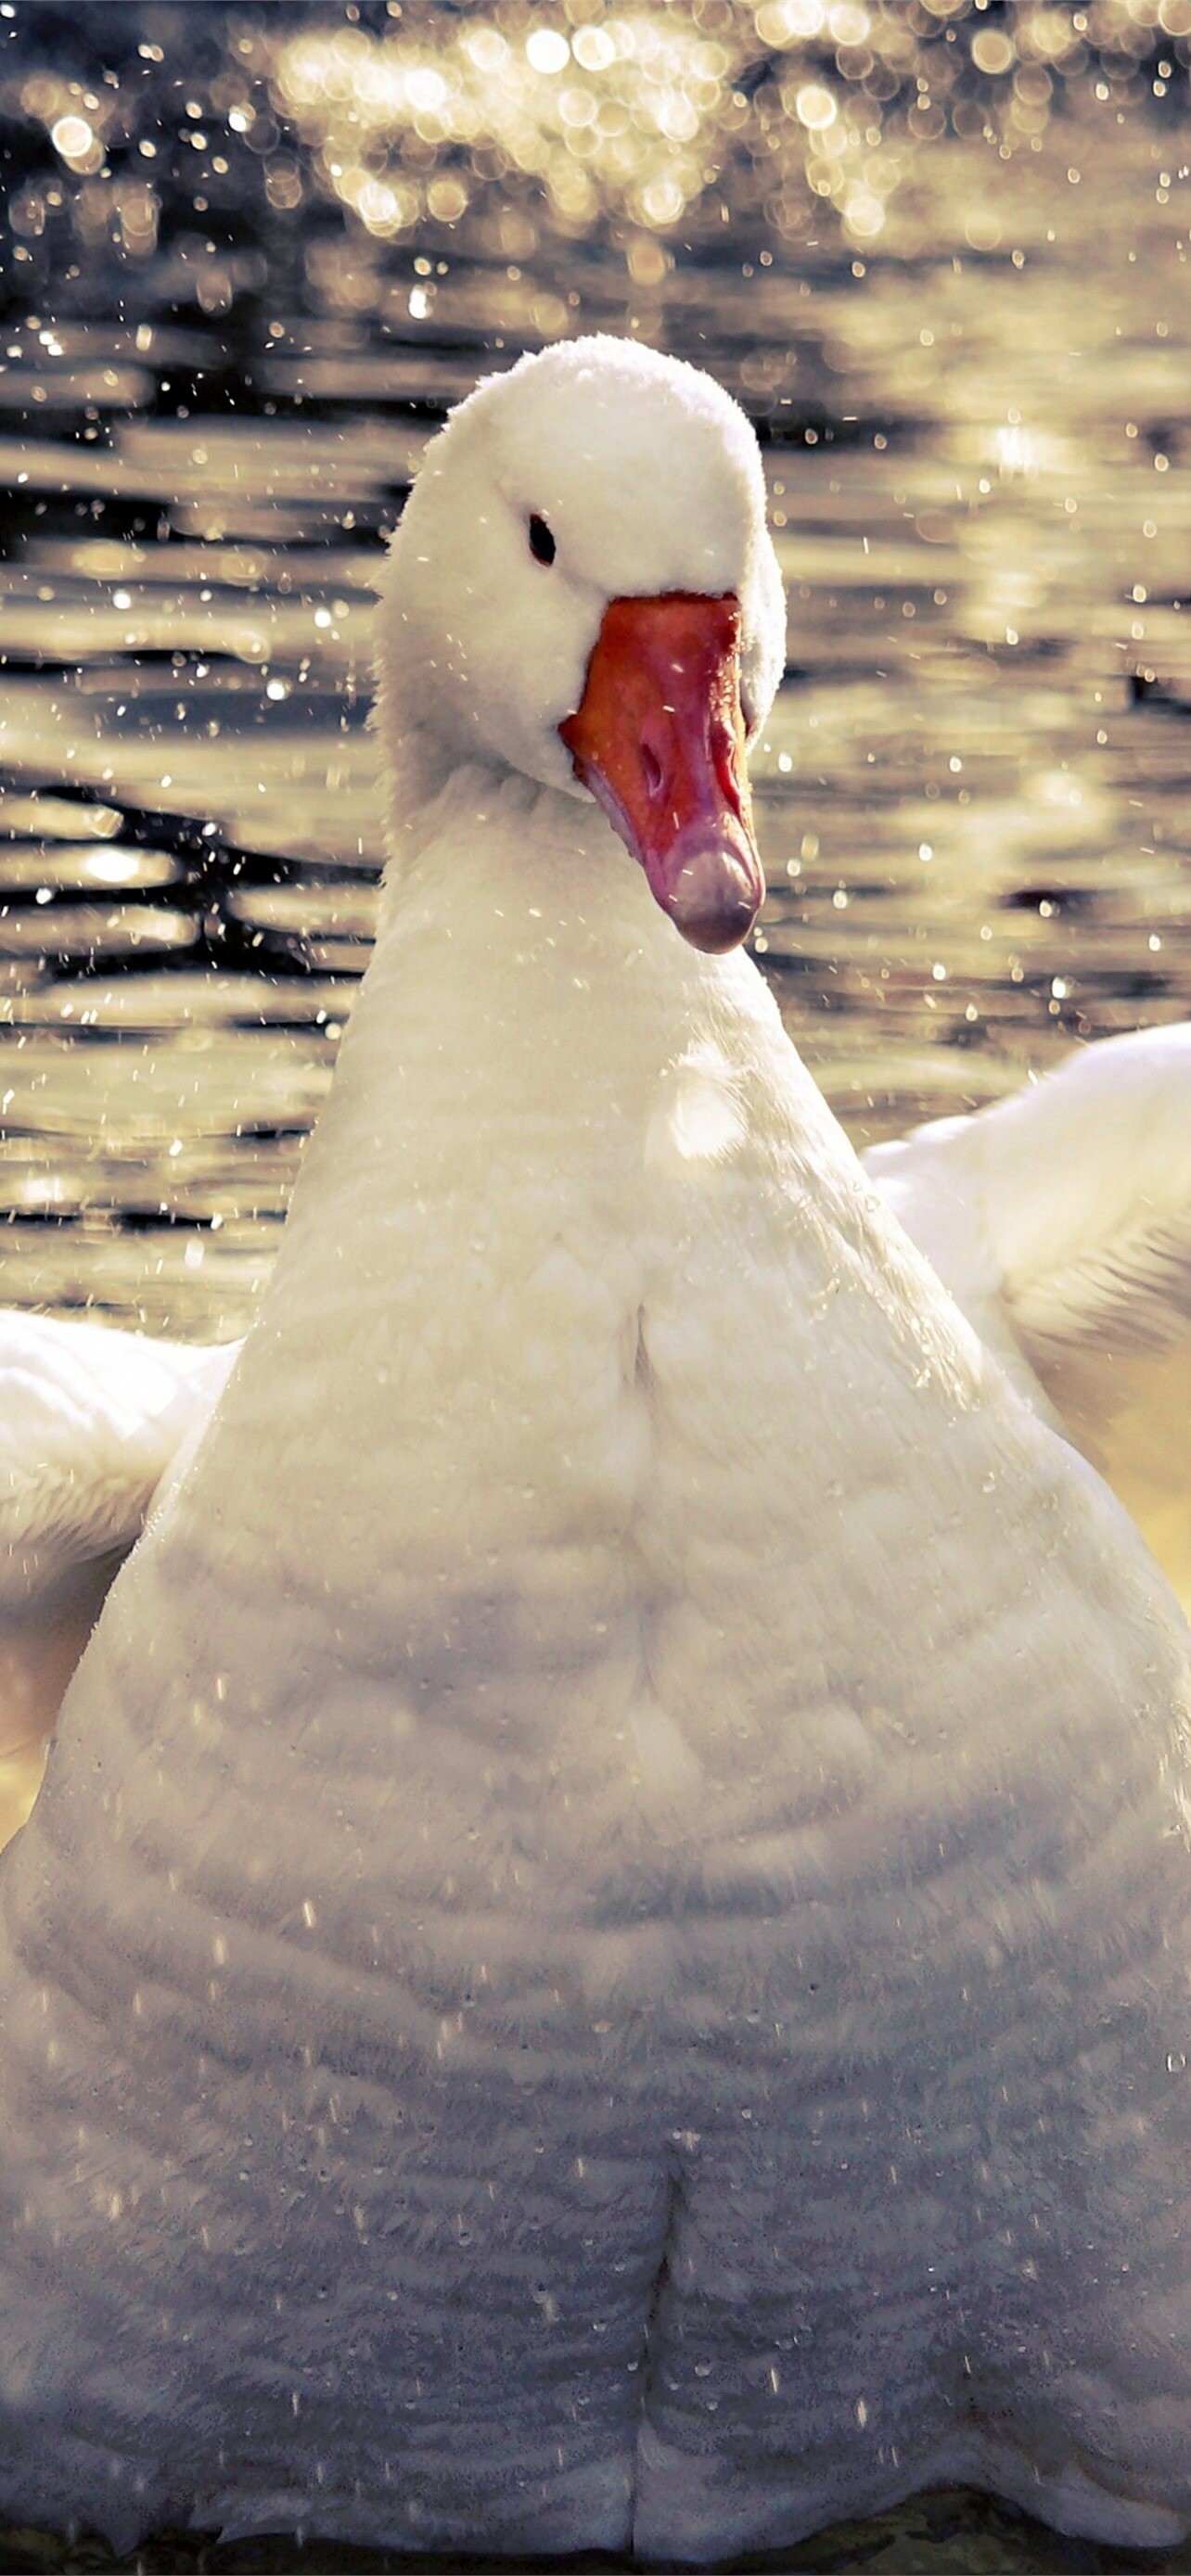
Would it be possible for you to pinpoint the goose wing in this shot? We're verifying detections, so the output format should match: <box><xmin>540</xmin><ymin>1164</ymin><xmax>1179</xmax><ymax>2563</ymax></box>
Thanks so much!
<box><xmin>0</xmin><ymin>1313</ymin><xmax>238</xmax><ymax>1839</ymax></box>
<box><xmin>864</xmin><ymin>1026</ymin><xmax>1191</xmax><ymax>1612</ymax></box>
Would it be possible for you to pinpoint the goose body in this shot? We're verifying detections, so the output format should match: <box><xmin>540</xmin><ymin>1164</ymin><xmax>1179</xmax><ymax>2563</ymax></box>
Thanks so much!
<box><xmin>6</xmin><ymin>1026</ymin><xmax>1187</xmax><ymax>1782</ymax></box>
<box><xmin>6</xmin><ymin>1026</ymin><xmax>1187</xmax><ymax>1805</ymax></box>
<box><xmin>2</xmin><ymin>340</ymin><xmax>1191</xmax><ymax>2558</ymax></box>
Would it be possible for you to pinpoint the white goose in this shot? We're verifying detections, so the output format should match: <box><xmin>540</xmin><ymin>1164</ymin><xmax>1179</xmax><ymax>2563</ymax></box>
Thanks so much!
<box><xmin>3</xmin><ymin>337</ymin><xmax>1191</xmax><ymax>2561</ymax></box>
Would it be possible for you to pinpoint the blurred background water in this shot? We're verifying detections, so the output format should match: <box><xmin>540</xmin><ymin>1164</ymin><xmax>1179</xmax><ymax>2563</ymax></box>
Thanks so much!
<box><xmin>0</xmin><ymin>1</ymin><xmax>1189</xmax><ymax>2565</ymax></box>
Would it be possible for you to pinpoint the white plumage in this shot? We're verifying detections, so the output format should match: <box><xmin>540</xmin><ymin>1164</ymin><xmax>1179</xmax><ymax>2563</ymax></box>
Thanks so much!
<box><xmin>1</xmin><ymin>338</ymin><xmax>1191</xmax><ymax>2560</ymax></box>
<box><xmin>865</xmin><ymin>1023</ymin><xmax>1191</xmax><ymax>1612</ymax></box>
<box><xmin>0</xmin><ymin>1315</ymin><xmax>236</xmax><ymax>1846</ymax></box>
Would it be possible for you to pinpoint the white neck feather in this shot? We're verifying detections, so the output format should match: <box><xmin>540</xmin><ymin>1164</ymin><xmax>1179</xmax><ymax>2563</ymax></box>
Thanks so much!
<box><xmin>326</xmin><ymin>750</ymin><xmax>782</xmax><ymax>1210</ymax></box>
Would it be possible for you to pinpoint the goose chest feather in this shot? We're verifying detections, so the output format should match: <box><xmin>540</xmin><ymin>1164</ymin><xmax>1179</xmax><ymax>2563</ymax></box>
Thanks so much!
<box><xmin>2</xmin><ymin>338</ymin><xmax>1191</xmax><ymax>2561</ymax></box>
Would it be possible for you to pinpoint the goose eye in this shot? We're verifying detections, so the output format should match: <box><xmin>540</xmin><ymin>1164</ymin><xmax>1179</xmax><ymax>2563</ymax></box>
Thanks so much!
<box><xmin>528</xmin><ymin>513</ymin><xmax>556</xmax><ymax>567</ymax></box>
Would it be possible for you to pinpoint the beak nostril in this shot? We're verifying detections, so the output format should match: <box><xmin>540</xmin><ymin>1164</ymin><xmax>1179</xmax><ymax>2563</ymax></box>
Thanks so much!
<box><xmin>641</xmin><ymin>742</ymin><xmax>664</xmax><ymax>800</ymax></box>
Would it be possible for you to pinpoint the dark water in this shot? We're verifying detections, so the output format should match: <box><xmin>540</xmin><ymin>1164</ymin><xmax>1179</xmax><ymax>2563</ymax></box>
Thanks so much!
<box><xmin>1</xmin><ymin>4</ymin><xmax>1190</xmax><ymax>2566</ymax></box>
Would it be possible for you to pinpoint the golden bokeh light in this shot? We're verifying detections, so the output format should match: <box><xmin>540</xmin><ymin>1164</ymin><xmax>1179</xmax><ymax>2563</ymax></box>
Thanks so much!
<box><xmin>263</xmin><ymin>0</ymin><xmax>1187</xmax><ymax>270</ymax></box>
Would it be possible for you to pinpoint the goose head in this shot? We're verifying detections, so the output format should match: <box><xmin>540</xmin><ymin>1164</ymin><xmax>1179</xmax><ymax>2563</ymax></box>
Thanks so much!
<box><xmin>375</xmin><ymin>334</ymin><xmax>787</xmax><ymax>953</ymax></box>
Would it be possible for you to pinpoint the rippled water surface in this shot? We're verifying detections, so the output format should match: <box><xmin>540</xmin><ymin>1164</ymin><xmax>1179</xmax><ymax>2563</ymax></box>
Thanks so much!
<box><xmin>1</xmin><ymin>2</ymin><xmax>1190</xmax><ymax>2566</ymax></box>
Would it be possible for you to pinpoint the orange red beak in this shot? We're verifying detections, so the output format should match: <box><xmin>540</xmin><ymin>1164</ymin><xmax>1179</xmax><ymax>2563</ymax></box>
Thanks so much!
<box><xmin>558</xmin><ymin>592</ymin><xmax>764</xmax><ymax>955</ymax></box>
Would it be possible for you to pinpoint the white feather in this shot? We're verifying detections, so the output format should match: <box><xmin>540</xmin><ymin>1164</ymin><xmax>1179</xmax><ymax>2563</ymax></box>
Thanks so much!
<box><xmin>0</xmin><ymin>1314</ymin><xmax>237</xmax><ymax>1841</ymax></box>
<box><xmin>865</xmin><ymin>1025</ymin><xmax>1191</xmax><ymax>1608</ymax></box>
